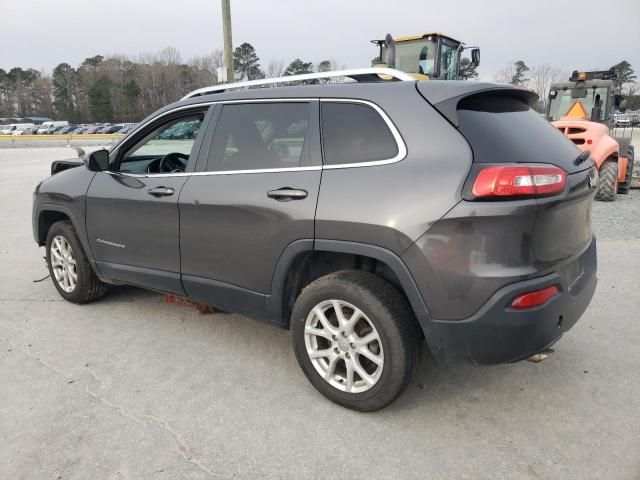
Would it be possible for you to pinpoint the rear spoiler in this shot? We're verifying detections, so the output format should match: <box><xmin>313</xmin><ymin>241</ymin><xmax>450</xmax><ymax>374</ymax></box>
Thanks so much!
<box><xmin>416</xmin><ymin>82</ymin><xmax>538</xmax><ymax>127</ymax></box>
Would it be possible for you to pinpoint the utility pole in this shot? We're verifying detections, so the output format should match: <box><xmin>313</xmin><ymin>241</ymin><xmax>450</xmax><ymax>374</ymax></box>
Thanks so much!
<box><xmin>221</xmin><ymin>0</ymin><xmax>234</xmax><ymax>83</ymax></box>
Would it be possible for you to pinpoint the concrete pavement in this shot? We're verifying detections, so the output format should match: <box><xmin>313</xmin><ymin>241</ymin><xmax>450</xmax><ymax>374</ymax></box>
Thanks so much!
<box><xmin>1</xmin><ymin>148</ymin><xmax>639</xmax><ymax>479</ymax></box>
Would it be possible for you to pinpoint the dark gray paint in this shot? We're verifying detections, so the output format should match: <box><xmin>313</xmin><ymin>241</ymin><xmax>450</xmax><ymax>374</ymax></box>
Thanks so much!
<box><xmin>85</xmin><ymin>173</ymin><xmax>189</xmax><ymax>293</ymax></box>
<box><xmin>314</xmin><ymin>85</ymin><xmax>472</xmax><ymax>254</ymax></box>
<box><xmin>179</xmin><ymin>169</ymin><xmax>321</xmax><ymax>294</ymax></box>
<box><xmin>32</xmin><ymin>79</ymin><xmax>598</xmax><ymax>364</ymax></box>
<box><xmin>403</xmin><ymin>166</ymin><xmax>596</xmax><ymax>319</ymax></box>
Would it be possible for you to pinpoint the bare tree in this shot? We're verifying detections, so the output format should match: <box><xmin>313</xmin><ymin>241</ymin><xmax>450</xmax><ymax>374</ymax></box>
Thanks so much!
<box><xmin>265</xmin><ymin>60</ymin><xmax>285</xmax><ymax>78</ymax></box>
<box><xmin>158</xmin><ymin>46</ymin><xmax>182</xmax><ymax>66</ymax></box>
<box><xmin>495</xmin><ymin>62</ymin><xmax>516</xmax><ymax>84</ymax></box>
<box><xmin>529</xmin><ymin>64</ymin><xmax>563</xmax><ymax>112</ymax></box>
<box><xmin>189</xmin><ymin>50</ymin><xmax>223</xmax><ymax>85</ymax></box>
<box><xmin>495</xmin><ymin>60</ymin><xmax>529</xmax><ymax>86</ymax></box>
<box><xmin>624</xmin><ymin>81</ymin><xmax>638</xmax><ymax>97</ymax></box>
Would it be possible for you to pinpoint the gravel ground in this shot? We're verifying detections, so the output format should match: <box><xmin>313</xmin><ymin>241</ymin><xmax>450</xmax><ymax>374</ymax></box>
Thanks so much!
<box><xmin>592</xmin><ymin>190</ymin><xmax>640</xmax><ymax>239</ymax></box>
<box><xmin>1</xmin><ymin>148</ymin><xmax>639</xmax><ymax>480</ymax></box>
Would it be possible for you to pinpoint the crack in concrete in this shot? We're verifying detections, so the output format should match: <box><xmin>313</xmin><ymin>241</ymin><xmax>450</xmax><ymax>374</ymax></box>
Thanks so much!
<box><xmin>2</xmin><ymin>337</ymin><xmax>70</xmax><ymax>379</ymax></box>
<box><xmin>141</xmin><ymin>412</ymin><xmax>218</xmax><ymax>479</ymax></box>
<box><xmin>2</xmin><ymin>338</ymin><xmax>218</xmax><ymax>479</ymax></box>
<box><xmin>83</xmin><ymin>384</ymin><xmax>144</xmax><ymax>426</ymax></box>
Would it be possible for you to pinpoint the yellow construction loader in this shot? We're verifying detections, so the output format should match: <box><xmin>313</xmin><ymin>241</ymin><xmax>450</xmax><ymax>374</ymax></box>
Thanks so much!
<box><xmin>372</xmin><ymin>33</ymin><xmax>480</xmax><ymax>80</ymax></box>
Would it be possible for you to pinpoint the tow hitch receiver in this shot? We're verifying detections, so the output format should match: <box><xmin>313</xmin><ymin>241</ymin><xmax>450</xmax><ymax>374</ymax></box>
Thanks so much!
<box><xmin>526</xmin><ymin>348</ymin><xmax>554</xmax><ymax>363</ymax></box>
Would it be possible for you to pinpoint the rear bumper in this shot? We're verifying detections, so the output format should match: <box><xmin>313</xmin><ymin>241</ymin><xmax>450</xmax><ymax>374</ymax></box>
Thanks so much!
<box><xmin>418</xmin><ymin>237</ymin><xmax>597</xmax><ymax>364</ymax></box>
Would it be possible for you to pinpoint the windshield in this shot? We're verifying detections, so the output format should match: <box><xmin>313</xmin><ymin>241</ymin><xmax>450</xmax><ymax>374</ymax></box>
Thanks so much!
<box><xmin>547</xmin><ymin>86</ymin><xmax>609</xmax><ymax>122</ymax></box>
<box><xmin>383</xmin><ymin>39</ymin><xmax>437</xmax><ymax>76</ymax></box>
<box><xmin>439</xmin><ymin>42</ymin><xmax>459</xmax><ymax>79</ymax></box>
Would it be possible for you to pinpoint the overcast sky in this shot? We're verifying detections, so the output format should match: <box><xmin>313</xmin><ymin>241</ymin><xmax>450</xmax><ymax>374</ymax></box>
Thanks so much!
<box><xmin>1</xmin><ymin>0</ymin><xmax>639</xmax><ymax>80</ymax></box>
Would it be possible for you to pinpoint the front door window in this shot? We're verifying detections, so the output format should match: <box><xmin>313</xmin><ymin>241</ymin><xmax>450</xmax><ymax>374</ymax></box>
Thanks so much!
<box><xmin>116</xmin><ymin>113</ymin><xmax>205</xmax><ymax>174</ymax></box>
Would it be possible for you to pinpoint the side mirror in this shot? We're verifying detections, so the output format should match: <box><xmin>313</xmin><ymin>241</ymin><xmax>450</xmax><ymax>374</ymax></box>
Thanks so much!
<box><xmin>471</xmin><ymin>48</ymin><xmax>480</xmax><ymax>67</ymax></box>
<box><xmin>384</xmin><ymin>33</ymin><xmax>396</xmax><ymax>68</ymax></box>
<box><xmin>86</xmin><ymin>149</ymin><xmax>110</xmax><ymax>172</ymax></box>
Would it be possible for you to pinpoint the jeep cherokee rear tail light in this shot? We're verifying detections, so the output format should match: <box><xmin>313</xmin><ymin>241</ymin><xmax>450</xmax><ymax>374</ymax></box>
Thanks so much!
<box><xmin>472</xmin><ymin>165</ymin><xmax>567</xmax><ymax>198</ymax></box>
<box><xmin>511</xmin><ymin>285</ymin><xmax>559</xmax><ymax>309</ymax></box>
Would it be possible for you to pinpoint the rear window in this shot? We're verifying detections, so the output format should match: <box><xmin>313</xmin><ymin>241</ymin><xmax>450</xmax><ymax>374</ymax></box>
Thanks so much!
<box><xmin>321</xmin><ymin>102</ymin><xmax>398</xmax><ymax>165</ymax></box>
<box><xmin>457</xmin><ymin>94</ymin><xmax>582</xmax><ymax>173</ymax></box>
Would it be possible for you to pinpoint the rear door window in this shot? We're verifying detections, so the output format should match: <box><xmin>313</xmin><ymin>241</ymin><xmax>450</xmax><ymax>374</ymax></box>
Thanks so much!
<box><xmin>320</xmin><ymin>102</ymin><xmax>398</xmax><ymax>165</ymax></box>
<box><xmin>457</xmin><ymin>94</ymin><xmax>583</xmax><ymax>173</ymax></box>
<box><xmin>205</xmin><ymin>102</ymin><xmax>311</xmax><ymax>172</ymax></box>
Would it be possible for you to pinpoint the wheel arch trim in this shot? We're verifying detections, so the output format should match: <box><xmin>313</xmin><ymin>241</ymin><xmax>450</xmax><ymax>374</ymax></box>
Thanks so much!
<box><xmin>36</xmin><ymin>203</ymin><xmax>100</xmax><ymax>274</ymax></box>
<box><xmin>267</xmin><ymin>239</ymin><xmax>430</xmax><ymax>323</ymax></box>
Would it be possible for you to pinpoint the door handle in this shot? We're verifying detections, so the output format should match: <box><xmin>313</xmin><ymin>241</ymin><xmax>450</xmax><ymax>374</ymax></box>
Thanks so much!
<box><xmin>148</xmin><ymin>186</ymin><xmax>175</xmax><ymax>197</ymax></box>
<box><xmin>267</xmin><ymin>188</ymin><xmax>308</xmax><ymax>201</ymax></box>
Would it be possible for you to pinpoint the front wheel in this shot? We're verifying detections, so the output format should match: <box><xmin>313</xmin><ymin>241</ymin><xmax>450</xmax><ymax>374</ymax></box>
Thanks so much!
<box><xmin>46</xmin><ymin>220</ymin><xmax>108</xmax><ymax>303</ymax></box>
<box><xmin>595</xmin><ymin>160</ymin><xmax>618</xmax><ymax>202</ymax></box>
<box><xmin>290</xmin><ymin>270</ymin><xmax>421</xmax><ymax>412</ymax></box>
<box><xmin>617</xmin><ymin>146</ymin><xmax>635</xmax><ymax>194</ymax></box>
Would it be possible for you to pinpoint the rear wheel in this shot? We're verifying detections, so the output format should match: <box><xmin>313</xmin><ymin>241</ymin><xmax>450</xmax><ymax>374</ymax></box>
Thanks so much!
<box><xmin>617</xmin><ymin>146</ymin><xmax>635</xmax><ymax>194</ymax></box>
<box><xmin>595</xmin><ymin>160</ymin><xmax>618</xmax><ymax>202</ymax></box>
<box><xmin>46</xmin><ymin>220</ymin><xmax>108</xmax><ymax>303</ymax></box>
<box><xmin>290</xmin><ymin>270</ymin><xmax>421</xmax><ymax>412</ymax></box>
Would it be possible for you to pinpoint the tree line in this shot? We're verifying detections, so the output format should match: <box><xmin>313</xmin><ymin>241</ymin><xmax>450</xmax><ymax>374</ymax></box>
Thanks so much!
<box><xmin>495</xmin><ymin>59</ymin><xmax>638</xmax><ymax>112</ymax></box>
<box><xmin>0</xmin><ymin>43</ymin><xmax>340</xmax><ymax>123</ymax></box>
<box><xmin>1</xmin><ymin>43</ymin><xmax>636</xmax><ymax>123</ymax></box>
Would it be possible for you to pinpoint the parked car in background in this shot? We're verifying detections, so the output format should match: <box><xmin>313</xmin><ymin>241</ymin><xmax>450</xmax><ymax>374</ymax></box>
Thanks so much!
<box><xmin>1</xmin><ymin>124</ymin><xmax>18</xmax><ymax>135</ymax></box>
<box><xmin>102</xmin><ymin>125</ymin><xmax>124</xmax><ymax>134</ymax></box>
<box><xmin>4</xmin><ymin>123</ymin><xmax>34</xmax><ymax>135</ymax></box>
<box><xmin>83</xmin><ymin>125</ymin><xmax>103</xmax><ymax>134</ymax></box>
<box><xmin>69</xmin><ymin>125</ymin><xmax>89</xmax><ymax>134</ymax></box>
<box><xmin>54</xmin><ymin>125</ymin><xmax>79</xmax><ymax>135</ymax></box>
<box><xmin>614</xmin><ymin>114</ymin><xmax>632</xmax><ymax>128</ymax></box>
<box><xmin>52</xmin><ymin>125</ymin><xmax>68</xmax><ymax>134</ymax></box>
<box><xmin>21</xmin><ymin>125</ymin><xmax>41</xmax><ymax>135</ymax></box>
<box><xmin>38</xmin><ymin>121</ymin><xmax>69</xmax><ymax>134</ymax></box>
<box><xmin>11</xmin><ymin>124</ymin><xmax>35</xmax><ymax>135</ymax></box>
<box><xmin>159</xmin><ymin>120</ymin><xmax>200</xmax><ymax>139</ymax></box>
<box><xmin>118</xmin><ymin>124</ymin><xmax>137</xmax><ymax>135</ymax></box>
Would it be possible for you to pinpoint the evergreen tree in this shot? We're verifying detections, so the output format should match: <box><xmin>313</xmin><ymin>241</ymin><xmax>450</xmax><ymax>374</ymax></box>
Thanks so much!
<box><xmin>460</xmin><ymin>58</ymin><xmax>478</xmax><ymax>79</ymax></box>
<box><xmin>610</xmin><ymin>61</ymin><xmax>636</xmax><ymax>95</ymax></box>
<box><xmin>88</xmin><ymin>76</ymin><xmax>113</xmax><ymax>122</ymax></box>
<box><xmin>52</xmin><ymin>63</ymin><xmax>78</xmax><ymax>121</ymax></box>
<box><xmin>233</xmin><ymin>43</ymin><xmax>263</xmax><ymax>80</ymax></box>
<box><xmin>284</xmin><ymin>59</ymin><xmax>314</xmax><ymax>76</ymax></box>
<box><xmin>511</xmin><ymin>60</ymin><xmax>530</xmax><ymax>86</ymax></box>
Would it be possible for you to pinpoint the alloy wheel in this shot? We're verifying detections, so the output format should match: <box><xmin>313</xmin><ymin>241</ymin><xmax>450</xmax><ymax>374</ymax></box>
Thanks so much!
<box><xmin>304</xmin><ymin>299</ymin><xmax>384</xmax><ymax>393</ymax></box>
<box><xmin>50</xmin><ymin>235</ymin><xmax>77</xmax><ymax>293</ymax></box>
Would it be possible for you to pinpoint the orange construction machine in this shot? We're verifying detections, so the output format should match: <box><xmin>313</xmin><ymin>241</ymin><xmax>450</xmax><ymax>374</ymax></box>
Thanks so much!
<box><xmin>547</xmin><ymin>69</ymin><xmax>635</xmax><ymax>201</ymax></box>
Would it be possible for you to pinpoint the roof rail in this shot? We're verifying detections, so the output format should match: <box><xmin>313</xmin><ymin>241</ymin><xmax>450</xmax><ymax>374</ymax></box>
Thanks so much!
<box><xmin>181</xmin><ymin>67</ymin><xmax>414</xmax><ymax>100</ymax></box>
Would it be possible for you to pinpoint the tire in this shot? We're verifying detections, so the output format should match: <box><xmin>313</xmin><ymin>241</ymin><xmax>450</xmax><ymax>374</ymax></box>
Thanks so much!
<box><xmin>290</xmin><ymin>270</ymin><xmax>421</xmax><ymax>412</ymax></box>
<box><xmin>595</xmin><ymin>161</ymin><xmax>618</xmax><ymax>202</ymax></box>
<box><xmin>46</xmin><ymin>220</ymin><xmax>107</xmax><ymax>304</ymax></box>
<box><xmin>617</xmin><ymin>146</ymin><xmax>634</xmax><ymax>194</ymax></box>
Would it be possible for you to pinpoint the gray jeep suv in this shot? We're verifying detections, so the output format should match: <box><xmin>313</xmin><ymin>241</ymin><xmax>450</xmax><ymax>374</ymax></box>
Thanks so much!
<box><xmin>33</xmin><ymin>70</ymin><xmax>598</xmax><ymax>411</ymax></box>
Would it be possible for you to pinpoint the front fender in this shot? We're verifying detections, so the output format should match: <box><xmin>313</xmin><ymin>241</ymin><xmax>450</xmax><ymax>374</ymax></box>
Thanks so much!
<box><xmin>590</xmin><ymin>134</ymin><xmax>619</xmax><ymax>166</ymax></box>
<box><xmin>32</xmin><ymin>165</ymin><xmax>97</xmax><ymax>270</ymax></box>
